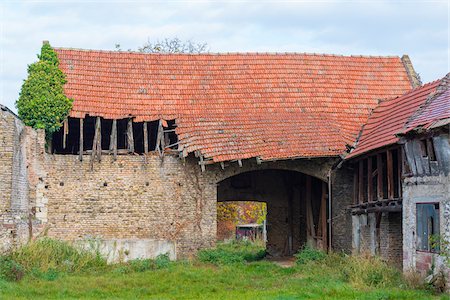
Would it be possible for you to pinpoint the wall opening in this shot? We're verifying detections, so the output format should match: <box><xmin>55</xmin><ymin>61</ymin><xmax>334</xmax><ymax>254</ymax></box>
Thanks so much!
<box><xmin>52</xmin><ymin>117</ymin><xmax>177</xmax><ymax>155</ymax></box>
<box><xmin>217</xmin><ymin>169</ymin><xmax>328</xmax><ymax>257</ymax></box>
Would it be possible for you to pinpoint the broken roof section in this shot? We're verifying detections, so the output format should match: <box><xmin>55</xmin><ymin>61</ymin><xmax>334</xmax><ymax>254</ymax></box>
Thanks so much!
<box><xmin>347</xmin><ymin>73</ymin><xmax>449</xmax><ymax>160</ymax></box>
<box><xmin>403</xmin><ymin>75</ymin><xmax>450</xmax><ymax>133</ymax></box>
<box><xmin>55</xmin><ymin>47</ymin><xmax>413</xmax><ymax>162</ymax></box>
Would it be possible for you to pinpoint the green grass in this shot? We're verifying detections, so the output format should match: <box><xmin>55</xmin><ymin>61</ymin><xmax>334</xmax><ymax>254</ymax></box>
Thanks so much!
<box><xmin>0</xmin><ymin>239</ymin><xmax>444</xmax><ymax>299</ymax></box>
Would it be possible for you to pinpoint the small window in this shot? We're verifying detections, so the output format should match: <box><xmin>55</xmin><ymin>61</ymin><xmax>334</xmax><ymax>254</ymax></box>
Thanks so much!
<box><xmin>416</xmin><ymin>203</ymin><xmax>440</xmax><ymax>252</ymax></box>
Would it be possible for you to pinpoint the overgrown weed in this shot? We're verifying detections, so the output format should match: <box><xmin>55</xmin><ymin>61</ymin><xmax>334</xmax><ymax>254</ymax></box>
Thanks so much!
<box><xmin>197</xmin><ymin>239</ymin><xmax>266</xmax><ymax>265</ymax></box>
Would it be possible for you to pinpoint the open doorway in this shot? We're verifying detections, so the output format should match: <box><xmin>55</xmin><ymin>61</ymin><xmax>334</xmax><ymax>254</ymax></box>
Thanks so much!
<box><xmin>217</xmin><ymin>169</ymin><xmax>328</xmax><ymax>257</ymax></box>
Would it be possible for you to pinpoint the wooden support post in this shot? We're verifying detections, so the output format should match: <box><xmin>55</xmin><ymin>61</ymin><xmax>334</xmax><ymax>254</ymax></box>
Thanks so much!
<box><xmin>397</xmin><ymin>148</ymin><xmax>402</xmax><ymax>197</ymax></box>
<box><xmin>387</xmin><ymin>149</ymin><xmax>394</xmax><ymax>199</ymax></box>
<box><xmin>358</xmin><ymin>160</ymin><xmax>364</xmax><ymax>203</ymax></box>
<box><xmin>79</xmin><ymin>118</ymin><xmax>83</xmax><ymax>161</ymax></box>
<box><xmin>353</xmin><ymin>168</ymin><xmax>358</xmax><ymax>205</ymax></box>
<box><xmin>238</xmin><ymin>159</ymin><xmax>243</xmax><ymax>167</ymax></box>
<box><xmin>96</xmin><ymin>118</ymin><xmax>102</xmax><ymax>161</ymax></box>
<box><xmin>63</xmin><ymin>118</ymin><xmax>68</xmax><ymax>149</ymax></box>
<box><xmin>143</xmin><ymin>121</ymin><xmax>148</xmax><ymax>155</ymax></box>
<box><xmin>377</xmin><ymin>154</ymin><xmax>383</xmax><ymax>200</ymax></box>
<box><xmin>91</xmin><ymin>117</ymin><xmax>101</xmax><ymax>165</ymax></box>
<box><xmin>155</xmin><ymin>120</ymin><xmax>164</xmax><ymax>157</ymax></box>
<box><xmin>287</xmin><ymin>177</ymin><xmax>294</xmax><ymax>255</ymax></box>
<box><xmin>109</xmin><ymin>119</ymin><xmax>117</xmax><ymax>160</ymax></box>
<box><xmin>305</xmin><ymin>175</ymin><xmax>315</xmax><ymax>247</ymax></box>
<box><xmin>127</xmin><ymin>118</ymin><xmax>134</xmax><ymax>153</ymax></box>
<box><xmin>199</xmin><ymin>156</ymin><xmax>205</xmax><ymax>172</ymax></box>
<box><xmin>367</xmin><ymin>157</ymin><xmax>373</xmax><ymax>202</ymax></box>
<box><xmin>321</xmin><ymin>181</ymin><xmax>327</xmax><ymax>251</ymax></box>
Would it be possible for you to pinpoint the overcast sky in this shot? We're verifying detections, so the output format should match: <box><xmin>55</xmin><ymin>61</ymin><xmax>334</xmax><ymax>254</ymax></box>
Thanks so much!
<box><xmin>1</xmin><ymin>1</ymin><xmax>449</xmax><ymax>112</ymax></box>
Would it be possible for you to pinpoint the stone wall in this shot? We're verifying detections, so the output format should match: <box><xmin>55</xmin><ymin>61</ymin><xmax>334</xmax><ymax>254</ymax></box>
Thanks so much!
<box><xmin>402</xmin><ymin>130</ymin><xmax>450</xmax><ymax>279</ymax></box>
<box><xmin>403</xmin><ymin>174</ymin><xmax>450</xmax><ymax>274</ymax></box>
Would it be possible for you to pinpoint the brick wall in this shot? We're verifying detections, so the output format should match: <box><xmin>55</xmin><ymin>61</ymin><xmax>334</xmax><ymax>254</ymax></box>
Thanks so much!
<box><xmin>331</xmin><ymin>165</ymin><xmax>354</xmax><ymax>253</ymax></box>
<box><xmin>1</xmin><ymin>108</ymin><xmax>351</xmax><ymax>259</ymax></box>
<box><xmin>0</xmin><ymin>106</ymin><xmax>40</xmax><ymax>252</ymax></box>
<box><xmin>380</xmin><ymin>212</ymin><xmax>403</xmax><ymax>268</ymax></box>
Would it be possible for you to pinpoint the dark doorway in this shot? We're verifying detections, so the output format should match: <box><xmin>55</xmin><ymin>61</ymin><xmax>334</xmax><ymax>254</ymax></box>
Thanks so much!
<box><xmin>217</xmin><ymin>169</ymin><xmax>328</xmax><ymax>257</ymax></box>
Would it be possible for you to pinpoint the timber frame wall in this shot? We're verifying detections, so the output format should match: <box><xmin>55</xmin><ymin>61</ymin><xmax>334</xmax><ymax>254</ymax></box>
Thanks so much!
<box><xmin>51</xmin><ymin>116</ymin><xmax>179</xmax><ymax>161</ymax></box>
<box><xmin>350</xmin><ymin>146</ymin><xmax>403</xmax><ymax>215</ymax></box>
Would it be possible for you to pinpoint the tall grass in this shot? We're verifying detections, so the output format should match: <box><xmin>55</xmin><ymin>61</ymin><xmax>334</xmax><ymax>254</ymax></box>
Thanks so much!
<box><xmin>197</xmin><ymin>239</ymin><xmax>266</xmax><ymax>265</ymax></box>
<box><xmin>294</xmin><ymin>247</ymin><xmax>403</xmax><ymax>289</ymax></box>
<box><xmin>10</xmin><ymin>237</ymin><xmax>106</xmax><ymax>273</ymax></box>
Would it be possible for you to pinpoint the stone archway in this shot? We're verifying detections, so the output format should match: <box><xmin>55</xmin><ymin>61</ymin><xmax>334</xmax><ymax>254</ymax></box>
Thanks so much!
<box><xmin>216</xmin><ymin>169</ymin><xmax>329</xmax><ymax>257</ymax></box>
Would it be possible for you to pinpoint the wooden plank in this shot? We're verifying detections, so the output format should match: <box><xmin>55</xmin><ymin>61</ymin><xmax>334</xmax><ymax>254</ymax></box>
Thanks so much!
<box><xmin>397</xmin><ymin>149</ymin><xmax>402</xmax><ymax>197</ymax></box>
<box><xmin>127</xmin><ymin>118</ymin><xmax>134</xmax><ymax>153</ymax></box>
<box><xmin>63</xmin><ymin>118</ymin><xmax>68</xmax><ymax>149</ymax></box>
<box><xmin>305</xmin><ymin>175</ymin><xmax>315</xmax><ymax>247</ymax></box>
<box><xmin>91</xmin><ymin>117</ymin><xmax>101</xmax><ymax>165</ymax></box>
<box><xmin>411</xmin><ymin>140</ymin><xmax>425</xmax><ymax>175</ymax></box>
<box><xmin>377</xmin><ymin>154</ymin><xmax>383</xmax><ymax>200</ymax></box>
<box><xmin>321</xmin><ymin>181</ymin><xmax>327</xmax><ymax>251</ymax></box>
<box><xmin>353</xmin><ymin>168</ymin><xmax>358</xmax><ymax>205</ymax></box>
<box><xmin>367</xmin><ymin>157</ymin><xmax>373</xmax><ymax>202</ymax></box>
<box><xmin>96</xmin><ymin>118</ymin><xmax>102</xmax><ymax>162</ymax></box>
<box><xmin>143</xmin><ymin>121</ymin><xmax>148</xmax><ymax>154</ymax></box>
<box><xmin>110</xmin><ymin>119</ymin><xmax>117</xmax><ymax>160</ymax></box>
<box><xmin>404</xmin><ymin>142</ymin><xmax>417</xmax><ymax>175</ymax></box>
<box><xmin>387</xmin><ymin>149</ymin><xmax>394</xmax><ymax>199</ymax></box>
<box><xmin>358</xmin><ymin>160</ymin><xmax>364</xmax><ymax>203</ymax></box>
<box><xmin>79</xmin><ymin>118</ymin><xmax>83</xmax><ymax>161</ymax></box>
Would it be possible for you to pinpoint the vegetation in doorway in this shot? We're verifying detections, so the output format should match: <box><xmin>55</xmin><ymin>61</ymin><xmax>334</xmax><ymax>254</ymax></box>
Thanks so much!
<box><xmin>197</xmin><ymin>240</ymin><xmax>266</xmax><ymax>265</ymax></box>
<box><xmin>217</xmin><ymin>201</ymin><xmax>267</xmax><ymax>241</ymax></box>
<box><xmin>16</xmin><ymin>42</ymin><xmax>73</xmax><ymax>137</ymax></box>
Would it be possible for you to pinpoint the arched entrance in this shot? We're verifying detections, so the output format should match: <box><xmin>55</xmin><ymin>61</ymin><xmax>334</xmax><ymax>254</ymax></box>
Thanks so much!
<box><xmin>217</xmin><ymin>169</ymin><xmax>328</xmax><ymax>257</ymax></box>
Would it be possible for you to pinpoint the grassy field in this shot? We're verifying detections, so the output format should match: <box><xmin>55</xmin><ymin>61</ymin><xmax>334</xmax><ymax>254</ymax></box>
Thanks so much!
<box><xmin>0</xmin><ymin>239</ymin><xmax>446</xmax><ymax>299</ymax></box>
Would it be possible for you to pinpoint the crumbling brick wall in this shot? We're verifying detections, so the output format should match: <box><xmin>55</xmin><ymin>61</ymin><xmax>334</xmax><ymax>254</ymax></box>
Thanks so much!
<box><xmin>2</xmin><ymin>109</ymin><xmax>352</xmax><ymax>259</ymax></box>
<box><xmin>0</xmin><ymin>106</ymin><xmax>39</xmax><ymax>252</ymax></box>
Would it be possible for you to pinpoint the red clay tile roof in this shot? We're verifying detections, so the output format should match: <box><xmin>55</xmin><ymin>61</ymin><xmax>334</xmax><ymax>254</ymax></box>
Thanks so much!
<box><xmin>346</xmin><ymin>80</ymin><xmax>441</xmax><ymax>160</ymax></box>
<box><xmin>403</xmin><ymin>78</ymin><xmax>450</xmax><ymax>132</ymax></box>
<box><xmin>55</xmin><ymin>48</ymin><xmax>413</xmax><ymax>162</ymax></box>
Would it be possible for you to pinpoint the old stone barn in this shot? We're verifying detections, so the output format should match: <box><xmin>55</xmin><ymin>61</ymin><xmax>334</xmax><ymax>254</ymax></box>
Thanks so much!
<box><xmin>2</xmin><ymin>45</ymin><xmax>448</xmax><ymax>275</ymax></box>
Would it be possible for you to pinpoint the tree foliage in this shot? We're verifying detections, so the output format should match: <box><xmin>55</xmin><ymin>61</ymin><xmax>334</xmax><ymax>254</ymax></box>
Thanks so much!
<box><xmin>16</xmin><ymin>43</ymin><xmax>73</xmax><ymax>135</ymax></box>
<box><xmin>137</xmin><ymin>37</ymin><xmax>208</xmax><ymax>54</ymax></box>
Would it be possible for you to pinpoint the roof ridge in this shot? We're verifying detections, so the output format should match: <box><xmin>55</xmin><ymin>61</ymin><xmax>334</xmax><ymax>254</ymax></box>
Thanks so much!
<box><xmin>53</xmin><ymin>46</ymin><xmax>401</xmax><ymax>59</ymax></box>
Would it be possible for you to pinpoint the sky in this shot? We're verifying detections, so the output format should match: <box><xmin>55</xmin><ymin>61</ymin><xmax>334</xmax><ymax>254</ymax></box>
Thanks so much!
<box><xmin>1</xmin><ymin>0</ymin><xmax>449</xmax><ymax>112</ymax></box>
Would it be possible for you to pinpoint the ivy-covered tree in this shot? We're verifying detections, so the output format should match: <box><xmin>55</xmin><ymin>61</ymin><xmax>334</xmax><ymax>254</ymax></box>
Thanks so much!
<box><xmin>16</xmin><ymin>42</ymin><xmax>73</xmax><ymax>136</ymax></box>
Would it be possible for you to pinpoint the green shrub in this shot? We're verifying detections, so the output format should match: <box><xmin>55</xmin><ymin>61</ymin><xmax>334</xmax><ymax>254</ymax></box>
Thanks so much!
<box><xmin>125</xmin><ymin>254</ymin><xmax>171</xmax><ymax>273</ymax></box>
<box><xmin>294</xmin><ymin>246</ymin><xmax>327</xmax><ymax>265</ymax></box>
<box><xmin>198</xmin><ymin>240</ymin><xmax>265</xmax><ymax>265</ymax></box>
<box><xmin>155</xmin><ymin>253</ymin><xmax>171</xmax><ymax>269</ymax></box>
<box><xmin>0</xmin><ymin>256</ymin><xmax>25</xmax><ymax>281</ymax></box>
<box><xmin>16</xmin><ymin>42</ymin><xmax>73</xmax><ymax>136</ymax></box>
<box><xmin>10</xmin><ymin>238</ymin><xmax>106</xmax><ymax>274</ymax></box>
